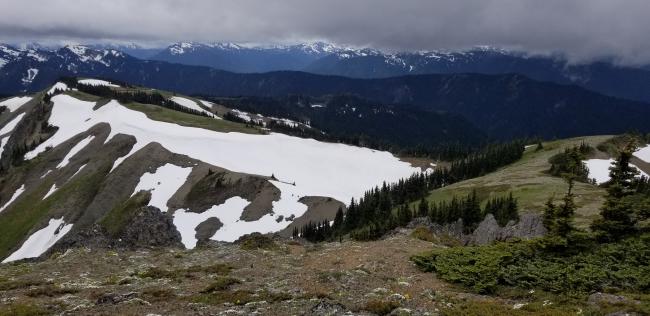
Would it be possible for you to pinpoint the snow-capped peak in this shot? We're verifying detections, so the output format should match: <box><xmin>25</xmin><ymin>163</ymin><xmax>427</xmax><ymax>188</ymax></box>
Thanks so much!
<box><xmin>65</xmin><ymin>44</ymin><xmax>90</xmax><ymax>56</ymax></box>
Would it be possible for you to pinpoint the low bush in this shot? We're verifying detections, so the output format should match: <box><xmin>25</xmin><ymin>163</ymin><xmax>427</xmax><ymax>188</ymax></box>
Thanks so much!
<box><xmin>412</xmin><ymin>234</ymin><xmax>650</xmax><ymax>294</ymax></box>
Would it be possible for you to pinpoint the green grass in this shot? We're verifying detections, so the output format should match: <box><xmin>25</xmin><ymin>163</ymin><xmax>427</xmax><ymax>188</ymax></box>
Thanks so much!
<box><xmin>63</xmin><ymin>90</ymin><xmax>102</xmax><ymax>102</ymax></box>
<box><xmin>421</xmin><ymin>136</ymin><xmax>612</xmax><ymax>228</ymax></box>
<box><xmin>0</xmin><ymin>166</ymin><xmax>108</xmax><ymax>259</ymax></box>
<box><xmin>123</xmin><ymin>102</ymin><xmax>263</xmax><ymax>134</ymax></box>
<box><xmin>0</xmin><ymin>302</ymin><xmax>48</xmax><ymax>316</ymax></box>
<box><xmin>99</xmin><ymin>191</ymin><xmax>151</xmax><ymax>237</ymax></box>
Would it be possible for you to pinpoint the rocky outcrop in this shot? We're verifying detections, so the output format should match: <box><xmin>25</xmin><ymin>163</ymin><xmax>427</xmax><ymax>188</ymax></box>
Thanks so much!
<box><xmin>51</xmin><ymin>206</ymin><xmax>183</xmax><ymax>253</ymax></box>
<box><xmin>409</xmin><ymin>212</ymin><xmax>546</xmax><ymax>245</ymax></box>
<box><xmin>467</xmin><ymin>213</ymin><xmax>547</xmax><ymax>245</ymax></box>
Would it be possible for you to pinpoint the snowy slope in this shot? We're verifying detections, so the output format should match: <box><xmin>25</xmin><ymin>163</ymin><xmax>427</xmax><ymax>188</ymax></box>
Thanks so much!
<box><xmin>132</xmin><ymin>163</ymin><xmax>193</xmax><ymax>213</ymax></box>
<box><xmin>2</xmin><ymin>218</ymin><xmax>73</xmax><ymax>263</ymax></box>
<box><xmin>170</xmin><ymin>96</ymin><xmax>214</xmax><ymax>117</ymax></box>
<box><xmin>24</xmin><ymin>93</ymin><xmax>419</xmax><ymax>246</ymax></box>
<box><xmin>0</xmin><ymin>96</ymin><xmax>32</xmax><ymax>112</ymax></box>
<box><xmin>635</xmin><ymin>145</ymin><xmax>650</xmax><ymax>163</ymax></box>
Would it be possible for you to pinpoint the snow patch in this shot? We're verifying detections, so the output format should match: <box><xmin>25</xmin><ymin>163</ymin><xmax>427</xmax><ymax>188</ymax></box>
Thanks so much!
<box><xmin>584</xmin><ymin>159</ymin><xmax>649</xmax><ymax>184</ymax></box>
<box><xmin>0</xmin><ymin>137</ymin><xmax>7</xmax><ymax>157</ymax></box>
<box><xmin>635</xmin><ymin>145</ymin><xmax>650</xmax><ymax>163</ymax></box>
<box><xmin>2</xmin><ymin>218</ymin><xmax>73</xmax><ymax>263</ymax></box>
<box><xmin>43</xmin><ymin>184</ymin><xmax>57</xmax><ymax>200</ymax></box>
<box><xmin>173</xmin><ymin>196</ymin><xmax>251</xmax><ymax>248</ymax></box>
<box><xmin>0</xmin><ymin>184</ymin><xmax>26</xmax><ymax>213</ymax></box>
<box><xmin>21</xmin><ymin>68</ymin><xmax>39</xmax><ymax>84</ymax></box>
<box><xmin>56</xmin><ymin>136</ymin><xmax>94</xmax><ymax>169</ymax></box>
<box><xmin>171</xmin><ymin>96</ymin><xmax>214</xmax><ymax>117</ymax></box>
<box><xmin>78</xmin><ymin>79</ymin><xmax>119</xmax><ymax>87</ymax></box>
<box><xmin>199</xmin><ymin>100</ymin><xmax>222</xmax><ymax>119</ymax></box>
<box><xmin>0</xmin><ymin>113</ymin><xmax>26</xmax><ymax>136</ymax></box>
<box><xmin>131</xmin><ymin>163</ymin><xmax>193</xmax><ymax>212</ymax></box>
<box><xmin>47</xmin><ymin>82</ymin><xmax>69</xmax><ymax>95</ymax></box>
<box><xmin>0</xmin><ymin>96</ymin><xmax>32</xmax><ymax>112</ymax></box>
<box><xmin>70</xmin><ymin>163</ymin><xmax>87</xmax><ymax>180</ymax></box>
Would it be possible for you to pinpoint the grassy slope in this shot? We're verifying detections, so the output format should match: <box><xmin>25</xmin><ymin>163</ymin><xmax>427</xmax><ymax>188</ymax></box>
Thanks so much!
<box><xmin>123</xmin><ymin>102</ymin><xmax>263</xmax><ymax>134</ymax></box>
<box><xmin>61</xmin><ymin>89</ymin><xmax>262</xmax><ymax>135</ymax></box>
<box><xmin>423</xmin><ymin>135</ymin><xmax>612</xmax><ymax>228</ymax></box>
<box><xmin>0</xmin><ymin>164</ymin><xmax>108</xmax><ymax>259</ymax></box>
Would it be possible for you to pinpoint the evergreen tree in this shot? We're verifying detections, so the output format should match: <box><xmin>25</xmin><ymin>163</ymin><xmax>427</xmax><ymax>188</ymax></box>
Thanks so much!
<box><xmin>591</xmin><ymin>144</ymin><xmax>640</xmax><ymax>241</ymax></box>
<box><xmin>461</xmin><ymin>190</ymin><xmax>482</xmax><ymax>230</ymax></box>
<box><xmin>417</xmin><ymin>197</ymin><xmax>429</xmax><ymax>217</ymax></box>
<box><xmin>555</xmin><ymin>178</ymin><xmax>576</xmax><ymax>238</ymax></box>
<box><xmin>332</xmin><ymin>206</ymin><xmax>344</xmax><ymax>231</ymax></box>
<box><xmin>542</xmin><ymin>196</ymin><xmax>558</xmax><ymax>235</ymax></box>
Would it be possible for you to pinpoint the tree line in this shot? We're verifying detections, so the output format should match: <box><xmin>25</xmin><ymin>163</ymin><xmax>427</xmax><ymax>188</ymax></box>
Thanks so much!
<box><xmin>296</xmin><ymin>140</ymin><xmax>525</xmax><ymax>241</ymax></box>
<box><xmin>57</xmin><ymin>77</ymin><xmax>211</xmax><ymax>118</ymax></box>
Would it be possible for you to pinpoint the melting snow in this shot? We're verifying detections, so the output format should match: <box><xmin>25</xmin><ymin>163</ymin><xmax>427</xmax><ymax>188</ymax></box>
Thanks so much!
<box><xmin>21</xmin><ymin>68</ymin><xmax>39</xmax><ymax>84</ymax></box>
<box><xmin>0</xmin><ymin>96</ymin><xmax>31</xmax><ymax>112</ymax></box>
<box><xmin>635</xmin><ymin>145</ymin><xmax>650</xmax><ymax>163</ymax></box>
<box><xmin>0</xmin><ymin>184</ymin><xmax>26</xmax><ymax>213</ymax></box>
<box><xmin>171</xmin><ymin>96</ymin><xmax>214</xmax><ymax>117</ymax></box>
<box><xmin>0</xmin><ymin>113</ymin><xmax>26</xmax><ymax>135</ymax></box>
<box><xmin>231</xmin><ymin>109</ymin><xmax>252</xmax><ymax>122</ymax></box>
<box><xmin>25</xmin><ymin>94</ymin><xmax>420</xmax><ymax>243</ymax></box>
<box><xmin>78</xmin><ymin>79</ymin><xmax>119</xmax><ymax>87</ymax></box>
<box><xmin>47</xmin><ymin>82</ymin><xmax>69</xmax><ymax>95</ymax></box>
<box><xmin>0</xmin><ymin>137</ymin><xmax>8</xmax><ymax>157</ymax></box>
<box><xmin>173</xmin><ymin>196</ymin><xmax>251</xmax><ymax>248</ymax></box>
<box><xmin>2</xmin><ymin>218</ymin><xmax>73</xmax><ymax>263</ymax></box>
<box><xmin>69</xmin><ymin>163</ymin><xmax>87</xmax><ymax>180</ymax></box>
<box><xmin>0</xmin><ymin>113</ymin><xmax>26</xmax><ymax>156</ymax></box>
<box><xmin>584</xmin><ymin>159</ymin><xmax>649</xmax><ymax>184</ymax></box>
<box><xmin>131</xmin><ymin>163</ymin><xmax>193</xmax><ymax>212</ymax></box>
<box><xmin>56</xmin><ymin>136</ymin><xmax>94</xmax><ymax>169</ymax></box>
<box><xmin>199</xmin><ymin>100</ymin><xmax>222</xmax><ymax>119</ymax></box>
<box><xmin>43</xmin><ymin>184</ymin><xmax>57</xmax><ymax>200</ymax></box>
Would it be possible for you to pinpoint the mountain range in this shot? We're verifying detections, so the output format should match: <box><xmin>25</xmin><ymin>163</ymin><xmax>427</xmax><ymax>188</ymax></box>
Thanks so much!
<box><xmin>2</xmin><ymin>43</ymin><xmax>650</xmax><ymax>140</ymax></box>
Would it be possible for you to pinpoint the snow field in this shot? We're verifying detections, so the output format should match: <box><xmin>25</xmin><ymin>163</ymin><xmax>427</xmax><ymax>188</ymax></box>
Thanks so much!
<box><xmin>25</xmin><ymin>94</ymin><xmax>420</xmax><ymax>246</ymax></box>
<box><xmin>2</xmin><ymin>218</ymin><xmax>73</xmax><ymax>263</ymax></box>
<box><xmin>0</xmin><ymin>96</ymin><xmax>32</xmax><ymax>112</ymax></box>
<box><xmin>131</xmin><ymin>163</ymin><xmax>193</xmax><ymax>212</ymax></box>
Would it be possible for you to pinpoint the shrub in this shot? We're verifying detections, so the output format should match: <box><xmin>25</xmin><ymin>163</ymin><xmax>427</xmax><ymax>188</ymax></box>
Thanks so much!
<box><xmin>412</xmin><ymin>234</ymin><xmax>650</xmax><ymax>294</ymax></box>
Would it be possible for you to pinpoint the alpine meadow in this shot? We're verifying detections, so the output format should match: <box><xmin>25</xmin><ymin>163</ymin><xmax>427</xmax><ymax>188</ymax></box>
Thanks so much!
<box><xmin>1</xmin><ymin>1</ymin><xmax>649</xmax><ymax>315</ymax></box>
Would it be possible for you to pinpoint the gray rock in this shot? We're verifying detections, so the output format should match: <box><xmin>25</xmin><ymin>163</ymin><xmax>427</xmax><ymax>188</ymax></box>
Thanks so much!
<box><xmin>308</xmin><ymin>299</ymin><xmax>349</xmax><ymax>316</ymax></box>
<box><xmin>418</xmin><ymin>212</ymin><xmax>546</xmax><ymax>245</ymax></box>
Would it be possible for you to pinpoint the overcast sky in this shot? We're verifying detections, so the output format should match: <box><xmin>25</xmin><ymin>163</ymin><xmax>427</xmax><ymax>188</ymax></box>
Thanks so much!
<box><xmin>1</xmin><ymin>0</ymin><xmax>649</xmax><ymax>64</ymax></box>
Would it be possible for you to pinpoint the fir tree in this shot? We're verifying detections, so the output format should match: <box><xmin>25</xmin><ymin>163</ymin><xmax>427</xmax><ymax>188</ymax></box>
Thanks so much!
<box><xmin>417</xmin><ymin>197</ymin><xmax>429</xmax><ymax>217</ymax></box>
<box><xmin>591</xmin><ymin>144</ymin><xmax>640</xmax><ymax>241</ymax></box>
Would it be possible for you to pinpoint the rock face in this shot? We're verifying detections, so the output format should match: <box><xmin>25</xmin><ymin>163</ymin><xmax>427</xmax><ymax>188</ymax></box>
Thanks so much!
<box><xmin>51</xmin><ymin>206</ymin><xmax>183</xmax><ymax>252</ymax></box>
<box><xmin>411</xmin><ymin>212</ymin><xmax>546</xmax><ymax>245</ymax></box>
<box><xmin>120</xmin><ymin>206</ymin><xmax>183</xmax><ymax>247</ymax></box>
<box><xmin>467</xmin><ymin>213</ymin><xmax>547</xmax><ymax>245</ymax></box>
<box><xmin>194</xmin><ymin>217</ymin><xmax>223</xmax><ymax>243</ymax></box>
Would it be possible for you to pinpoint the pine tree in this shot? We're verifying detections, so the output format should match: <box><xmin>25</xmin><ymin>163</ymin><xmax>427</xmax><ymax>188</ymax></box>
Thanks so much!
<box><xmin>542</xmin><ymin>197</ymin><xmax>558</xmax><ymax>235</ymax></box>
<box><xmin>461</xmin><ymin>190</ymin><xmax>482</xmax><ymax>229</ymax></box>
<box><xmin>555</xmin><ymin>178</ymin><xmax>576</xmax><ymax>238</ymax></box>
<box><xmin>332</xmin><ymin>206</ymin><xmax>344</xmax><ymax>231</ymax></box>
<box><xmin>591</xmin><ymin>144</ymin><xmax>640</xmax><ymax>241</ymax></box>
<box><xmin>417</xmin><ymin>197</ymin><xmax>429</xmax><ymax>217</ymax></box>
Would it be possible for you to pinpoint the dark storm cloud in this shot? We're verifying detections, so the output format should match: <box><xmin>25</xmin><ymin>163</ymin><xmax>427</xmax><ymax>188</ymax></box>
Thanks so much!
<box><xmin>1</xmin><ymin>0</ymin><xmax>650</xmax><ymax>64</ymax></box>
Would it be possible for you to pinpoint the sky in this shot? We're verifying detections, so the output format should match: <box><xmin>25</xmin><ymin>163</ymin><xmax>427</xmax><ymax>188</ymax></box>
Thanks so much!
<box><xmin>1</xmin><ymin>0</ymin><xmax>649</xmax><ymax>65</ymax></box>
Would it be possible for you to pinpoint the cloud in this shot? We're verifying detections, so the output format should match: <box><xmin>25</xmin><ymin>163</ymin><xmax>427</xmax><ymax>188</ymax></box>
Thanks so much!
<box><xmin>1</xmin><ymin>0</ymin><xmax>649</xmax><ymax>64</ymax></box>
